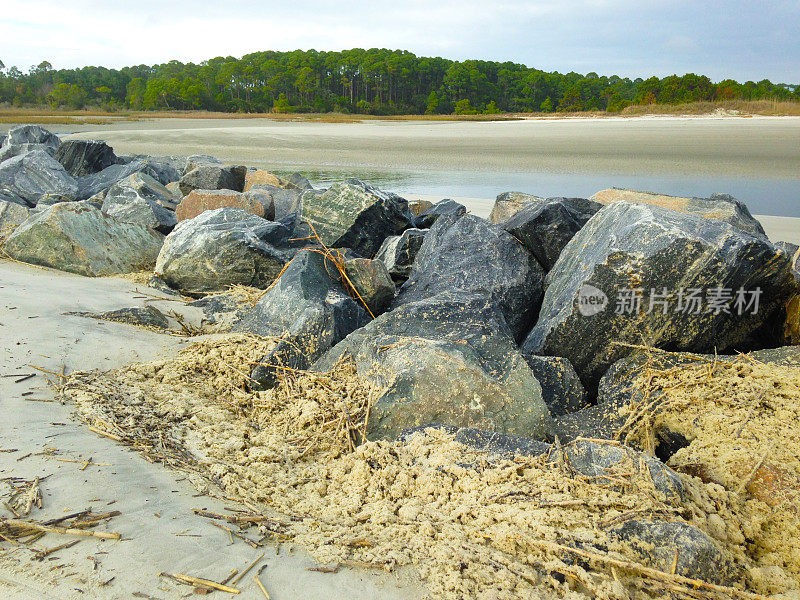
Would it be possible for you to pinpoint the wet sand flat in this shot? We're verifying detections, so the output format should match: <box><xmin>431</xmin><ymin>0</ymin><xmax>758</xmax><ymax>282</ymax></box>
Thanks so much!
<box><xmin>50</xmin><ymin>116</ymin><xmax>800</xmax><ymax>218</ymax></box>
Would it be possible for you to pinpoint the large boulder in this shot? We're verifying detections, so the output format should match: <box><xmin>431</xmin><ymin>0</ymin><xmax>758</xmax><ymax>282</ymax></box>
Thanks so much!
<box><xmin>235</xmin><ymin>251</ymin><xmax>369</xmax><ymax>388</ymax></box>
<box><xmin>247</xmin><ymin>184</ymin><xmax>302</xmax><ymax>220</ymax></box>
<box><xmin>374</xmin><ymin>228</ymin><xmax>426</xmax><ymax>283</ymax></box>
<box><xmin>0</xmin><ymin>149</ymin><xmax>78</xmax><ymax>206</ymax></box>
<box><xmin>503</xmin><ymin>197</ymin><xmax>602</xmax><ymax>270</ymax></box>
<box><xmin>243</xmin><ymin>169</ymin><xmax>298</xmax><ymax>191</ymax></box>
<box><xmin>412</xmin><ymin>198</ymin><xmax>466</xmax><ymax>229</ymax></box>
<box><xmin>611</xmin><ymin>520</ymin><xmax>739</xmax><ymax>585</ymax></box>
<box><xmin>178</xmin><ymin>164</ymin><xmax>246</xmax><ymax>196</ymax></box>
<box><xmin>343</xmin><ymin>257</ymin><xmax>395</xmax><ymax>316</ymax></box>
<box><xmin>590</xmin><ymin>188</ymin><xmax>766</xmax><ymax>237</ymax></box>
<box><xmin>314</xmin><ymin>293</ymin><xmax>554</xmax><ymax>441</ymax></box>
<box><xmin>523</xmin><ymin>202</ymin><xmax>797</xmax><ymax>388</ymax></box>
<box><xmin>0</xmin><ymin>143</ymin><xmax>54</xmax><ymax>162</ymax></box>
<box><xmin>489</xmin><ymin>191</ymin><xmax>542</xmax><ymax>224</ymax></box>
<box><xmin>54</xmin><ymin>140</ymin><xmax>117</xmax><ymax>177</ymax></box>
<box><xmin>154</xmin><ymin>208</ymin><xmax>292</xmax><ymax>294</ymax></box>
<box><xmin>5</xmin><ymin>125</ymin><xmax>60</xmax><ymax>154</ymax></box>
<box><xmin>102</xmin><ymin>173</ymin><xmax>177</xmax><ymax>234</ymax></box>
<box><xmin>395</xmin><ymin>214</ymin><xmax>545</xmax><ymax>341</ymax></box>
<box><xmin>298</xmin><ymin>180</ymin><xmax>410</xmax><ymax>257</ymax></box>
<box><xmin>524</xmin><ymin>355</ymin><xmax>588</xmax><ymax>417</ymax></box>
<box><xmin>0</xmin><ymin>200</ymin><xmax>30</xmax><ymax>243</ymax></box>
<box><xmin>4</xmin><ymin>202</ymin><xmax>163</xmax><ymax>276</ymax></box>
<box><xmin>175</xmin><ymin>189</ymin><xmax>269</xmax><ymax>222</ymax></box>
<box><xmin>76</xmin><ymin>160</ymin><xmax>148</xmax><ymax>200</ymax></box>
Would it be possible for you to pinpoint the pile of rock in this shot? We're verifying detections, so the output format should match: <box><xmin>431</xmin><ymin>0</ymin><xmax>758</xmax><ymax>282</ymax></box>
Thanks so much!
<box><xmin>4</xmin><ymin>124</ymin><xmax>800</xmax><ymax>584</ymax></box>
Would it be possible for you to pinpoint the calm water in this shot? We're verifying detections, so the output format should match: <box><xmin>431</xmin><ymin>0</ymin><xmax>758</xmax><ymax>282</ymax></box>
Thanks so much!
<box><xmin>57</xmin><ymin>116</ymin><xmax>800</xmax><ymax>217</ymax></box>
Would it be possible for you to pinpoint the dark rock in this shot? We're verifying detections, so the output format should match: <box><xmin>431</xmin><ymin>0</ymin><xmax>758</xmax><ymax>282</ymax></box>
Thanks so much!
<box><xmin>0</xmin><ymin>149</ymin><xmax>78</xmax><ymax>206</ymax></box>
<box><xmin>314</xmin><ymin>292</ymin><xmax>554</xmax><ymax>441</ymax></box>
<box><xmin>102</xmin><ymin>173</ymin><xmax>178</xmax><ymax>234</ymax></box>
<box><xmin>35</xmin><ymin>194</ymin><xmax>74</xmax><ymax>207</ymax></box>
<box><xmin>148</xmin><ymin>275</ymin><xmax>182</xmax><ymax>297</ymax></box>
<box><xmin>343</xmin><ymin>257</ymin><xmax>395</xmax><ymax>316</ymax></box>
<box><xmin>523</xmin><ymin>201</ymin><xmax>797</xmax><ymax>389</ymax></box>
<box><xmin>178</xmin><ymin>164</ymin><xmax>246</xmax><ymax>195</ymax></box>
<box><xmin>184</xmin><ymin>154</ymin><xmax>222</xmax><ymax>174</ymax></box>
<box><xmin>503</xmin><ymin>197</ymin><xmax>602</xmax><ymax>270</ymax></box>
<box><xmin>774</xmin><ymin>241</ymin><xmax>800</xmax><ymax>281</ymax></box>
<box><xmin>0</xmin><ymin>143</ymin><xmax>55</xmax><ymax>162</ymax></box>
<box><xmin>453</xmin><ymin>427</ymin><xmax>551</xmax><ymax>457</ymax></box>
<box><xmin>54</xmin><ymin>140</ymin><xmax>117</xmax><ymax>177</ymax></box>
<box><xmin>247</xmin><ymin>184</ymin><xmax>302</xmax><ymax>220</ymax></box>
<box><xmin>395</xmin><ymin>214</ymin><xmax>545</xmax><ymax>342</ymax></box>
<box><xmin>155</xmin><ymin>208</ymin><xmax>292</xmax><ymax>294</ymax></box>
<box><xmin>413</xmin><ymin>198</ymin><xmax>466</xmax><ymax>229</ymax></box>
<box><xmin>611</xmin><ymin>519</ymin><xmax>739</xmax><ymax>585</ymax></box>
<box><xmin>288</xmin><ymin>172</ymin><xmax>313</xmax><ymax>190</ymax></box>
<box><xmin>4</xmin><ymin>202</ymin><xmax>163</xmax><ymax>276</ymax></box>
<box><xmin>374</xmin><ymin>228</ymin><xmax>426</xmax><ymax>283</ymax></box>
<box><xmin>0</xmin><ymin>200</ymin><xmax>30</xmax><ymax>242</ymax></box>
<box><xmin>187</xmin><ymin>293</ymin><xmax>248</xmax><ymax>330</ymax></box>
<box><xmin>0</xmin><ymin>189</ymin><xmax>27</xmax><ymax>207</ymax></box>
<box><xmin>76</xmin><ymin>161</ymin><xmax>149</xmax><ymax>200</ymax></box>
<box><xmin>489</xmin><ymin>191</ymin><xmax>542</xmax><ymax>224</ymax></box>
<box><xmin>524</xmin><ymin>355</ymin><xmax>588</xmax><ymax>417</ymax></box>
<box><xmin>139</xmin><ymin>160</ymin><xmax>181</xmax><ymax>185</ymax></box>
<box><xmin>590</xmin><ymin>188</ymin><xmax>766</xmax><ymax>238</ymax></box>
<box><xmin>564</xmin><ymin>439</ymin><xmax>685</xmax><ymax>502</ymax></box>
<box><xmin>5</xmin><ymin>125</ymin><xmax>60</xmax><ymax>154</ymax></box>
<box><xmin>235</xmin><ymin>251</ymin><xmax>370</xmax><ymax>389</ymax></box>
<box><xmin>68</xmin><ymin>305</ymin><xmax>170</xmax><ymax>329</ymax></box>
<box><xmin>298</xmin><ymin>180</ymin><xmax>410</xmax><ymax>258</ymax></box>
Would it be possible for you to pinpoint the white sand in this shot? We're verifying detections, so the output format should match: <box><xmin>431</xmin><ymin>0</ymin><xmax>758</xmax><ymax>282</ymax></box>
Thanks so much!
<box><xmin>0</xmin><ymin>259</ymin><xmax>424</xmax><ymax>600</ymax></box>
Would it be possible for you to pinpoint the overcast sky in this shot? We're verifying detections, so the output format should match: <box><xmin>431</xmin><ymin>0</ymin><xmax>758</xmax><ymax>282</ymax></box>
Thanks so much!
<box><xmin>1</xmin><ymin>0</ymin><xmax>798</xmax><ymax>83</ymax></box>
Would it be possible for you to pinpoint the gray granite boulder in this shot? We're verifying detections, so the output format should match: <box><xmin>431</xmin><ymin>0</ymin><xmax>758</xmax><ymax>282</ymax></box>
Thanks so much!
<box><xmin>590</xmin><ymin>188</ymin><xmax>766</xmax><ymax>238</ymax></box>
<box><xmin>343</xmin><ymin>257</ymin><xmax>395</xmax><ymax>316</ymax></box>
<box><xmin>611</xmin><ymin>519</ymin><xmax>739</xmax><ymax>585</ymax></box>
<box><xmin>503</xmin><ymin>197</ymin><xmax>602</xmax><ymax>270</ymax></box>
<box><xmin>54</xmin><ymin>140</ymin><xmax>117</xmax><ymax>177</ymax></box>
<box><xmin>314</xmin><ymin>292</ymin><xmax>554</xmax><ymax>441</ymax></box>
<box><xmin>489</xmin><ymin>191</ymin><xmax>542</xmax><ymax>224</ymax></box>
<box><xmin>374</xmin><ymin>228</ymin><xmax>426</xmax><ymax>283</ymax></box>
<box><xmin>523</xmin><ymin>201</ymin><xmax>797</xmax><ymax>388</ymax></box>
<box><xmin>412</xmin><ymin>198</ymin><xmax>466</xmax><ymax>229</ymax></box>
<box><xmin>0</xmin><ymin>200</ymin><xmax>30</xmax><ymax>243</ymax></box>
<box><xmin>155</xmin><ymin>208</ymin><xmax>292</xmax><ymax>294</ymax></box>
<box><xmin>76</xmin><ymin>160</ymin><xmax>149</xmax><ymax>200</ymax></box>
<box><xmin>178</xmin><ymin>164</ymin><xmax>246</xmax><ymax>195</ymax></box>
<box><xmin>298</xmin><ymin>179</ymin><xmax>410</xmax><ymax>257</ymax></box>
<box><xmin>4</xmin><ymin>202</ymin><xmax>163</xmax><ymax>276</ymax></box>
<box><xmin>395</xmin><ymin>214</ymin><xmax>545</xmax><ymax>341</ymax></box>
<box><xmin>67</xmin><ymin>305</ymin><xmax>170</xmax><ymax>329</ymax></box>
<box><xmin>247</xmin><ymin>184</ymin><xmax>302</xmax><ymax>220</ymax></box>
<box><xmin>0</xmin><ymin>149</ymin><xmax>78</xmax><ymax>206</ymax></box>
<box><xmin>524</xmin><ymin>355</ymin><xmax>588</xmax><ymax>417</ymax></box>
<box><xmin>5</xmin><ymin>125</ymin><xmax>60</xmax><ymax>154</ymax></box>
<box><xmin>564</xmin><ymin>439</ymin><xmax>685</xmax><ymax>502</ymax></box>
<box><xmin>235</xmin><ymin>251</ymin><xmax>370</xmax><ymax>389</ymax></box>
<box><xmin>102</xmin><ymin>173</ymin><xmax>178</xmax><ymax>233</ymax></box>
<box><xmin>0</xmin><ymin>143</ymin><xmax>55</xmax><ymax>162</ymax></box>
<box><xmin>775</xmin><ymin>241</ymin><xmax>800</xmax><ymax>281</ymax></box>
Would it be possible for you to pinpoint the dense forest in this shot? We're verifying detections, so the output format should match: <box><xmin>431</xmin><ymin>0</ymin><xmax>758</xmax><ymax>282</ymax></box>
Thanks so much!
<box><xmin>0</xmin><ymin>49</ymin><xmax>797</xmax><ymax>115</ymax></box>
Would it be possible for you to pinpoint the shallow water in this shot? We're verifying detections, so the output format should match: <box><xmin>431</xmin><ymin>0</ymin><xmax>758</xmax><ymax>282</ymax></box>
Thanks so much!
<box><xmin>53</xmin><ymin>116</ymin><xmax>800</xmax><ymax>217</ymax></box>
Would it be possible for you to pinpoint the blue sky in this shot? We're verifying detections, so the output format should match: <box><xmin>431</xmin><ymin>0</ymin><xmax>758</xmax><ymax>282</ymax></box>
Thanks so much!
<box><xmin>1</xmin><ymin>0</ymin><xmax>797</xmax><ymax>82</ymax></box>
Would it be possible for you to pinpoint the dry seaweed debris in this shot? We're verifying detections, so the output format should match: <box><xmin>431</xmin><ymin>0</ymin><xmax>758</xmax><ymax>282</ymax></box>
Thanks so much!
<box><xmin>621</xmin><ymin>354</ymin><xmax>800</xmax><ymax>594</ymax></box>
<box><xmin>60</xmin><ymin>335</ymin><xmax>792</xmax><ymax>600</ymax></box>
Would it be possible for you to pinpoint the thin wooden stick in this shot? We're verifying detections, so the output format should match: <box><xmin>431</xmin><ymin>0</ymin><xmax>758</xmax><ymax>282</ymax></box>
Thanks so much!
<box><xmin>254</xmin><ymin>575</ymin><xmax>270</xmax><ymax>599</ymax></box>
<box><xmin>33</xmin><ymin>538</ymin><xmax>80</xmax><ymax>560</ymax></box>
<box><xmin>232</xmin><ymin>552</ymin><xmax>265</xmax><ymax>585</ymax></box>
<box><xmin>171</xmin><ymin>574</ymin><xmax>240</xmax><ymax>594</ymax></box>
<box><xmin>1</xmin><ymin>518</ymin><xmax>121</xmax><ymax>540</ymax></box>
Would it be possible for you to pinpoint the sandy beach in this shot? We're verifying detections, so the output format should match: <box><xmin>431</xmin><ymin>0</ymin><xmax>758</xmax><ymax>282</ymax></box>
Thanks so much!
<box><xmin>0</xmin><ymin>259</ymin><xmax>424</xmax><ymax>600</ymax></box>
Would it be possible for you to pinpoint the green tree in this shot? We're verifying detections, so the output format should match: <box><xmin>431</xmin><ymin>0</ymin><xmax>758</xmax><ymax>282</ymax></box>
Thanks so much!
<box><xmin>540</xmin><ymin>97</ymin><xmax>553</xmax><ymax>112</ymax></box>
<box><xmin>425</xmin><ymin>91</ymin><xmax>439</xmax><ymax>114</ymax></box>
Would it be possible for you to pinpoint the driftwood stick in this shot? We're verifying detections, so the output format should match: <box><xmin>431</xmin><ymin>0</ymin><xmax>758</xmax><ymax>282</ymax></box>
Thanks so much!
<box><xmin>232</xmin><ymin>552</ymin><xmax>265</xmax><ymax>585</ymax></box>
<box><xmin>1</xmin><ymin>518</ymin><xmax>121</xmax><ymax>540</ymax></box>
<box><xmin>171</xmin><ymin>574</ymin><xmax>240</xmax><ymax>594</ymax></box>
<box><xmin>254</xmin><ymin>575</ymin><xmax>271</xmax><ymax>599</ymax></box>
<box><xmin>33</xmin><ymin>538</ymin><xmax>80</xmax><ymax>560</ymax></box>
